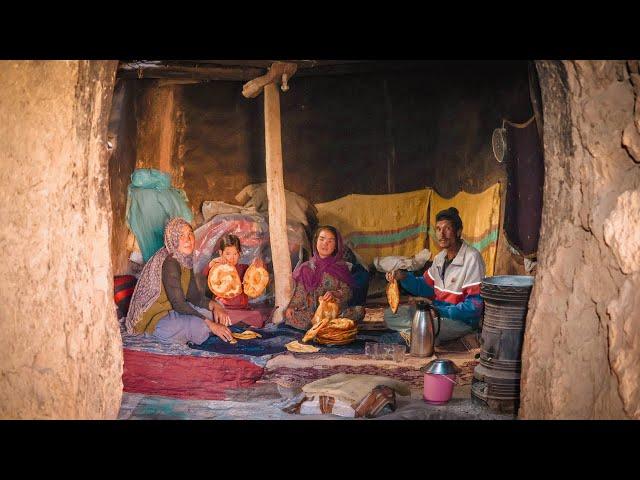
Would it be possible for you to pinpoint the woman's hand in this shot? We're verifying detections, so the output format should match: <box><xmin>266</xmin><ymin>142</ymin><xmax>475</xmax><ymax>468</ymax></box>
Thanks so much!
<box><xmin>321</xmin><ymin>290</ymin><xmax>338</xmax><ymax>303</ymax></box>
<box><xmin>210</xmin><ymin>301</ymin><xmax>231</xmax><ymax>326</ymax></box>
<box><xmin>205</xmin><ymin>319</ymin><xmax>234</xmax><ymax>342</ymax></box>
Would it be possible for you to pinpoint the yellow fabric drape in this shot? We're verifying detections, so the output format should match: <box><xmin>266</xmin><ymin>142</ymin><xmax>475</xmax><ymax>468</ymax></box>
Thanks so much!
<box><xmin>428</xmin><ymin>183</ymin><xmax>501</xmax><ymax>275</ymax></box>
<box><xmin>315</xmin><ymin>189</ymin><xmax>432</xmax><ymax>266</ymax></box>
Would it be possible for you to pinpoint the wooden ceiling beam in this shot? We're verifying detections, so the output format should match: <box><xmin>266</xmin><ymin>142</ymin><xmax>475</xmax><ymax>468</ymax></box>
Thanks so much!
<box><xmin>116</xmin><ymin>60</ymin><xmax>435</xmax><ymax>82</ymax></box>
<box><xmin>117</xmin><ymin>64</ymin><xmax>266</xmax><ymax>81</ymax></box>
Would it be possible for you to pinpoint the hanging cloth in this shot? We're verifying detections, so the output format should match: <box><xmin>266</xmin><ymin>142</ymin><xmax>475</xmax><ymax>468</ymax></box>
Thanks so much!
<box><xmin>125</xmin><ymin>168</ymin><xmax>193</xmax><ymax>262</ymax></box>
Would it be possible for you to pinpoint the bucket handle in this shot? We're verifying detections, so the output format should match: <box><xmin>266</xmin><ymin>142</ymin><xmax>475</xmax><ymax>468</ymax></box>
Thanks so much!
<box><xmin>440</xmin><ymin>375</ymin><xmax>459</xmax><ymax>385</ymax></box>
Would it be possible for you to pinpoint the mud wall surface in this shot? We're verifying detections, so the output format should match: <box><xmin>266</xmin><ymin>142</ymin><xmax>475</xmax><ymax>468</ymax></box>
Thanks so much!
<box><xmin>0</xmin><ymin>61</ymin><xmax>123</xmax><ymax>419</ymax></box>
<box><xmin>520</xmin><ymin>60</ymin><xmax>640</xmax><ymax>419</ymax></box>
<box><xmin>108</xmin><ymin>79</ymin><xmax>138</xmax><ymax>275</ymax></box>
<box><xmin>126</xmin><ymin>62</ymin><xmax>533</xmax><ymax>273</ymax></box>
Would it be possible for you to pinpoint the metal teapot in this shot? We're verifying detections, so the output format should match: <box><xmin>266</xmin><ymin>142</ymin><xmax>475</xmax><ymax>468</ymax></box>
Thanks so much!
<box><xmin>410</xmin><ymin>301</ymin><xmax>441</xmax><ymax>357</ymax></box>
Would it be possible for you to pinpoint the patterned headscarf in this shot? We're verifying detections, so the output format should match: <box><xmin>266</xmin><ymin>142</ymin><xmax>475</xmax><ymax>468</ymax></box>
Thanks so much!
<box><xmin>125</xmin><ymin>217</ymin><xmax>194</xmax><ymax>334</ymax></box>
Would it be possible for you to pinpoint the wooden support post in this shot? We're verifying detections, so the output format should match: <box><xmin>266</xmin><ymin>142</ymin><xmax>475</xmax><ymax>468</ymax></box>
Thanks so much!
<box><xmin>242</xmin><ymin>62</ymin><xmax>297</xmax><ymax>324</ymax></box>
<box><xmin>264</xmin><ymin>82</ymin><xmax>293</xmax><ymax>323</ymax></box>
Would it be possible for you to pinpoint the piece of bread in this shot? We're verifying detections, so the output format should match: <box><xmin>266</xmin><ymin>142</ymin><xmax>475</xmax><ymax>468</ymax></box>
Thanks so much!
<box><xmin>243</xmin><ymin>264</ymin><xmax>270</xmax><ymax>298</ymax></box>
<box><xmin>208</xmin><ymin>263</ymin><xmax>243</xmax><ymax>299</ymax></box>
<box><xmin>285</xmin><ymin>340</ymin><xmax>320</xmax><ymax>353</ymax></box>
<box><xmin>311</xmin><ymin>298</ymin><xmax>340</xmax><ymax>326</ymax></box>
<box><xmin>231</xmin><ymin>330</ymin><xmax>262</xmax><ymax>340</ymax></box>
<box><xmin>387</xmin><ymin>279</ymin><xmax>400</xmax><ymax>314</ymax></box>
<box><xmin>302</xmin><ymin>316</ymin><xmax>331</xmax><ymax>343</ymax></box>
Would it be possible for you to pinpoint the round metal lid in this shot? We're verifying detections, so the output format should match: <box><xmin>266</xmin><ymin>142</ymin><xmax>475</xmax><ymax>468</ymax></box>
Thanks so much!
<box><xmin>492</xmin><ymin>127</ymin><xmax>507</xmax><ymax>163</ymax></box>
<box><xmin>421</xmin><ymin>359</ymin><xmax>459</xmax><ymax>375</ymax></box>
<box><xmin>482</xmin><ymin>275</ymin><xmax>534</xmax><ymax>288</ymax></box>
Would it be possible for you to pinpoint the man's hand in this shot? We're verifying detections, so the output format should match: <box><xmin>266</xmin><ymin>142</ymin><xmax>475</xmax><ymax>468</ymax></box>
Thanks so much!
<box><xmin>210</xmin><ymin>301</ymin><xmax>231</xmax><ymax>326</ymax></box>
<box><xmin>205</xmin><ymin>319</ymin><xmax>234</xmax><ymax>342</ymax></box>
<box><xmin>385</xmin><ymin>270</ymin><xmax>407</xmax><ymax>282</ymax></box>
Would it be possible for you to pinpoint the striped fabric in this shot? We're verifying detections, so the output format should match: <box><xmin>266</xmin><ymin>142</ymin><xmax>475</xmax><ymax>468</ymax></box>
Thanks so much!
<box><xmin>315</xmin><ymin>189</ymin><xmax>432</xmax><ymax>266</ymax></box>
<box><xmin>428</xmin><ymin>184</ymin><xmax>501</xmax><ymax>276</ymax></box>
<box><xmin>315</xmin><ymin>183</ymin><xmax>501</xmax><ymax>274</ymax></box>
<box><xmin>114</xmin><ymin>275</ymin><xmax>137</xmax><ymax>319</ymax></box>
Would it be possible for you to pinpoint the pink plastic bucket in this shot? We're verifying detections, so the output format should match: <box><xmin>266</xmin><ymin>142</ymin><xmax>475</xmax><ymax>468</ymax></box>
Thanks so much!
<box><xmin>423</xmin><ymin>373</ymin><xmax>456</xmax><ymax>405</ymax></box>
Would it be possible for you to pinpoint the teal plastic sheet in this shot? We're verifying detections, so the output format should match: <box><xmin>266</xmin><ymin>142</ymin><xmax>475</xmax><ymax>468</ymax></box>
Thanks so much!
<box><xmin>126</xmin><ymin>169</ymin><xmax>193</xmax><ymax>262</ymax></box>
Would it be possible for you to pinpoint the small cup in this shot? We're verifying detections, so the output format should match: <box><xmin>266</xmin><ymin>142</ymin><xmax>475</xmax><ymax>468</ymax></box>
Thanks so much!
<box><xmin>365</xmin><ymin>342</ymin><xmax>377</xmax><ymax>359</ymax></box>
<box><xmin>373</xmin><ymin>343</ymin><xmax>386</xmax><ymax>360</ymax></box>
<box><xmin>382</xmin><ymin>344</ymin><xmax>395</xmax><ymax>360</ymax></box>
<box><xmin>392</xmin><ymin>344</ymin><xmax>406</xmax><ymax>362</ymax></box>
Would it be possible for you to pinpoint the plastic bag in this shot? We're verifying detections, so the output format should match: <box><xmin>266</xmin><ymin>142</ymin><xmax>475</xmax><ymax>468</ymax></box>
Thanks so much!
<box><xmin>193</xmin><ymin>213</ymin><xmax>311</xmax><ymax>304</ymax></box>
<box><xmin>126</xmin><ymin>168</ymin><xmax>194</xmax><ymax>262</ymax></box>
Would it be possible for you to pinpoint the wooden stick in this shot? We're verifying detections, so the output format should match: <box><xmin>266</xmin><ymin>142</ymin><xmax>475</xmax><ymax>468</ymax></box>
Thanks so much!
<box><xmin>264</xmin><ymin>83</ymin><xmax>293</xmax><ymax>323</ymax></box>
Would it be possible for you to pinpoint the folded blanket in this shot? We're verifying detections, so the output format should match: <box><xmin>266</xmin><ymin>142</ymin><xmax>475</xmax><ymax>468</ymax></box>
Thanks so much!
<box><xmin>276</xmin><ymin>373</ymin><xmax>411</xmax><ymax>417</ymax></box>
<box><xmin>302</xmin><ymin>373</ymin><xmax>410</xmax><ymax>405</ymax></box>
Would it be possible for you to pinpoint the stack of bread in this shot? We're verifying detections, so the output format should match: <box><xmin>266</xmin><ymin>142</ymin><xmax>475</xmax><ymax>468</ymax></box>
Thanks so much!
<box><xmin>302</xmin><ymin>299</ymin><xmax>358</xmax><ymax>346</ymax></box>
<box><xmin>315</xmin><ymin>317</ymin><xmax>357</xmax><ymax>345</ymax></box>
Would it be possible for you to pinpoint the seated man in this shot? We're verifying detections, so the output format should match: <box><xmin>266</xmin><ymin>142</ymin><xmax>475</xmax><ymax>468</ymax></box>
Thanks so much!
<box><xmin>386</xmin><ymin>207</ymin><xmax>485</xmax><ymax>345</ymax></box>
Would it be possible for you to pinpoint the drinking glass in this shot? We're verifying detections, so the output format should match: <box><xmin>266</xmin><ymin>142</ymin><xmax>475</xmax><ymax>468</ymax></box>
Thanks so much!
<box><xmin>392</xmin><ymin>344</ymin><xmax>406</xmax><ymax>362</ymax></box>
<box><xmin>365</xmin><ymin>342</ymin><xmax>377</xmax><ymax>359</ymax></box>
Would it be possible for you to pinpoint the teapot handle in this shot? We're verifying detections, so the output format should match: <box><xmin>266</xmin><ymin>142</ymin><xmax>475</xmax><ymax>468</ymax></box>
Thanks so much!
<box><xmin>428</xmin><ymin>304</ymin><xmax>441</xmax><ymax>338</ymax></box>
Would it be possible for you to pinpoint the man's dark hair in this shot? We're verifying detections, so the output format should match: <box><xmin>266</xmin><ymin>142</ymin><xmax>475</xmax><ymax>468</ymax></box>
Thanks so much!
<box><xmin>435</xmin><ymin>207</ymin><xmax>463</xmax><ymax>234</ymax></box>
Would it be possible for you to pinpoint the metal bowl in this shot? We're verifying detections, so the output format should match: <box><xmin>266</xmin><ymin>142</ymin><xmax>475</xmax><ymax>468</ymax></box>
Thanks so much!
<box><xmin>421</xmin><ymin>359</ymin><xmax>459</xmax><ymax>375</ymax></box>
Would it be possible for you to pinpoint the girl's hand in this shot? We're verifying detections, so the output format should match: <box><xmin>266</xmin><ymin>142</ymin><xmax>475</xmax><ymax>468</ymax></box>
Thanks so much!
<box><xmin>253</xmin><ymin>257</ymin><xmax>266</xmax><ymax>270</ymax></box>
<box><xmin>211</xmin><ymin>302</ymin><xmax>231</xmax><ymax>326</ymax></box>
<box><xmin>205</xmin><ymin>320</ymin><xmax>234</xmax><ymax>342</ymax></box>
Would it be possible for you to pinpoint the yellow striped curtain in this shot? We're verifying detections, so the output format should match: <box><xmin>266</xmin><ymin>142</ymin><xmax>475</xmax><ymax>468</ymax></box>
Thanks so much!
<box><xmin>315</xmin><ymin>189</ymin><xmax>432</xmax><ymax>266</ymax></box>
<box><xmin>428</xmin><ymin>183</ymin><xmax>501</xmax><ymax>275</ymax></box>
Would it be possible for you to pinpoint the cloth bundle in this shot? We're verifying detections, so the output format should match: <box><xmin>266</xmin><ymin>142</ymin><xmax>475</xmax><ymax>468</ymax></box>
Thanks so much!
<box><xmin>373</xmin><ymin>248</ymin><xmax>431</xmax><ymax>273</ymax></box>
<box><xmin>283</xmin><ymin>373</ymin><xmax>410</xmax><ymax>418</ymax></box>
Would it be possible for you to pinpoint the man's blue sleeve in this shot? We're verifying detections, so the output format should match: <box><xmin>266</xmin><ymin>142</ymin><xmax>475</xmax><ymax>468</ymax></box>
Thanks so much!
<box><xmin>399</xmin><ymin>273</ymin><xmax>434</xmax><ymax>298</ymax></box>
<box><xmin>433</xmin><ymin>295</ymin><xmax>483</xmax><ymax>327</ymax></box>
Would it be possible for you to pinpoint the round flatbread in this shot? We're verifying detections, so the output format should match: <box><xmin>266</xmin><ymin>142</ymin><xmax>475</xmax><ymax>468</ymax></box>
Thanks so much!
<box><xmin>208</xmin><ymin>263</ymin><xmax>242</xmax><ymax>299</ymax></box>
<box><xmin>243</xmin><ymin>264</ymin><xmax>269</xmax><ymax>298</ymax></box>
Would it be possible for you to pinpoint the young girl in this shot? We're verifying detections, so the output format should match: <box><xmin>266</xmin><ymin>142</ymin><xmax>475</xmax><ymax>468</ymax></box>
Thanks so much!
<box><xmin>203</xmin><ymin>234</ymin><xmax>268</xmax><ymax>328</ymax></box>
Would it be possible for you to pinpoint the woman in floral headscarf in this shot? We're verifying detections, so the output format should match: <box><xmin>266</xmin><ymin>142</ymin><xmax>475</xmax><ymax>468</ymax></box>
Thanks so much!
<box><xmin>125</xmin><ymin>217</ymin><xmax>234</xmax><ymax>344</ymax></box>
<box><xmin>284</xmin><ymin>225</ymin><xmax>365</xmax><ymax>330</ymax></box>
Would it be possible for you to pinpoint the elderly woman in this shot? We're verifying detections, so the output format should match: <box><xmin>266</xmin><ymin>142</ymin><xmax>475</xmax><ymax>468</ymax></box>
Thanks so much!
<box><xmin>284</xmin><ymin>225</ymin><xmax>365</xmax><ymax>330</ymax></box>
<box><xmin>125</xmin><ymin>217</ymin><xmax>234</xmax><ymax>345</ymax></box>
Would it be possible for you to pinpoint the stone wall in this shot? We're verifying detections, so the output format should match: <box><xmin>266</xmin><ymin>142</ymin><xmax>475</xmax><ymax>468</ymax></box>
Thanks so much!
<box><xmin>520</xmin><ymin>60</ymin><xmax>640</xmax><ymax>419</ymax></box>
<box><xmin>0</xmin><ymin>61</ymin><xmax>123</xmax><ymax>419</ymax></box>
